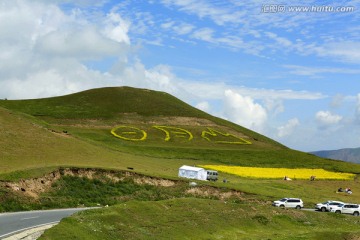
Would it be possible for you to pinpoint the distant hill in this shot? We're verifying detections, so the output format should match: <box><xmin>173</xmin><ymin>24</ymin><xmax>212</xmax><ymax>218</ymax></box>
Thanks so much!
<box><xmin>311</xmin><ymin>147</ymin><xmax>360</xmax><ymax>164</ymax></box>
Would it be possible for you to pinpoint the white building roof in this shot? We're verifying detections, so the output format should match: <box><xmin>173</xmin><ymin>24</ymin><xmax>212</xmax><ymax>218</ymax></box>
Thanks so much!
<box><xmin>179</xmin><ymin>165</ymin><xmax>204</xmax><ymax>172</ymax></box>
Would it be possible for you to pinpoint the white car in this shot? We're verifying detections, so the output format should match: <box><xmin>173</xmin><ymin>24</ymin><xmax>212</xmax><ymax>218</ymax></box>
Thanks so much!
<box><xmin>272</xmin><ymin>198</ymin><xmax>303</xmax><ymax>209</ymax></box>
<box><xmin>315</xmin><ymin>200</ymin><xmax>344</xmax><ymax>212</ymax></box>
<box><xmin>326</xmin><ymin>201</ymin><xmax>345</xmax><ymax>212</ymax></box>
<box><xmin>330</xmin><ymin>203</ymin><xmax>360</xmax><ymax>216</ymax></box>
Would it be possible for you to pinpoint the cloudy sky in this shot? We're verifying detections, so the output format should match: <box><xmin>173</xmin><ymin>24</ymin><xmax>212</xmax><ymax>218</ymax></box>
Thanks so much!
<box><xmin>1</xmin><ymin>0</ymin><xmax>360</xmax><ymax>152</ymax></box>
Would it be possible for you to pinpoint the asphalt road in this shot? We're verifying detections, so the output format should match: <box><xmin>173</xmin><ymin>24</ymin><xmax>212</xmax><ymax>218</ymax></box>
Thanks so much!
<box><xmin>0</xmin><ymin>207</ymin><xmax>96</xmax><ymax>239</ymax></box>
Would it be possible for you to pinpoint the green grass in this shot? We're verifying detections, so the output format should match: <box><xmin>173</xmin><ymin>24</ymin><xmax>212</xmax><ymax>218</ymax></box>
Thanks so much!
<box><xmin>1</xmin><ymin>87</ymin><xmax>360</xmax><ymax>175</ymax></box>
<box><xmin>40</xmin><ymin>175</ymin><xmax>188</xmax><ymax>208</ymax></box>
<box><xmin>1</xmin><ymin>87</ymin><xmax>360</xmax><ymax>239</ymax></box>
<box><xmin>0</xmin><ymin>87</ymin><xmax>282</xmax><ymax>146</ymax></box>
<box><xmin>40</xmin><ymin>198</ymin><xmax>360</xmax><ymax>240</ymax></box>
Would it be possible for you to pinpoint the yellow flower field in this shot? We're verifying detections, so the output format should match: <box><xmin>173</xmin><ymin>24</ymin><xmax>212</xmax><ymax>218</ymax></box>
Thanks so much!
<box><xmin>199</xmin><ymin>165</ymin><xmax>355</xmax><ymax>180</ymax></box>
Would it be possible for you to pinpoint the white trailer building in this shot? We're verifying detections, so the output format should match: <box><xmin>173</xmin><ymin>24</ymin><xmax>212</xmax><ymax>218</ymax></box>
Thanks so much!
<box><xmin>178</xmin><ymin>165</ymin><xmax>207</xmax><ymax>181</ymax></box>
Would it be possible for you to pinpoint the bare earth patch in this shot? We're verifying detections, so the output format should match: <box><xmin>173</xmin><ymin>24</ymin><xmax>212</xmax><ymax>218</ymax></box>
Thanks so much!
<box><xmin>0</xmin><ymin>168</ymin><xmax>244</xmax><ymax>202</ymax></box>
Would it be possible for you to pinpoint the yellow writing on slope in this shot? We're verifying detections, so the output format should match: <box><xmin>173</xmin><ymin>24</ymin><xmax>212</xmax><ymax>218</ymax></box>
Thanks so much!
<box><xmin>110</xmin><ymin>125</ymin><xmax>251</xmax><ymax>144</ymax></box>
<box><xmin>202</xmin><ymin>128</ymin><xmax>252</xmax><ymax>144</ymax></box>
<box><xmin>153</xmin><ymin>126</ymin><xmax>193</xmax><ymax>141</ymax></box>
<box><xmin>111</xmin><ymin>126</ymin><xmax>147</xmax><ymax>141</ymax></box>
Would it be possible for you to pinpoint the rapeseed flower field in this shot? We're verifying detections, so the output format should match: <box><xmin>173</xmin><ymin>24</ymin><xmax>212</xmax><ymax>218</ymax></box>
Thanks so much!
<box><xmin>199</xmin><ymin>165</ymin><xmax>355</xmax><ymax>180</ymax></box>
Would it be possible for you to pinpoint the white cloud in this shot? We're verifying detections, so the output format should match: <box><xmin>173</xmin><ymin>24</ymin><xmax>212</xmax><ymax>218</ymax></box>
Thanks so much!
<box><xmin>191</xmin><ymin>28</ymin><xmax>214</xmax><ymax>42</ymax></box>
<box><xmin>36</xmin><ymin>27</ymin><xmax>127</xmax><ymax>60</ymax></box>
<box><xmin>34</xmin><ymin>0</ymin><xmax>109</xmax><ymax>7</ymax></box>
<box><xmin>315</xmin><ymin>111</ymin><xmax>343</xmax><ymax>128</ymax></box>
<box><xmin>284</xmin><ymin>65</ymin><xmax>360</xmax><ymax>77</ymax></box>
<box><xmin>172</xmin><ymin>22</ymin><xmax>195</xmax><ymax>35</ymax></box>
<box><xmin>103</xmin><ymin>12</ymin><xmax>131</xmax><ymax>44</ymax></box>
<box><xmin>195</xmin><ymin>101</ymin><xmax>210</xmax><ymax>112</ymax></box>
<box><xmin>277</xmin><ymin>118</ymin><xmax>299</xmax><ymax>138</ymax></box>
<box><xmin>330</xmin><ymin>94</ymin><xmax>344</xmax><ymax>108</ymax></box>
<box><xmin>265</xmin><ymin>32</ymin><xmax>292</xmax><ymax>47</ymax></box>
<box><xmin>161</xmin><ymin>21</ymin><xmax>174</xmax><ymax>29</ymax></box>
<box><xmin>0</xmin><ymin>0</ymin><xmax>131</xmax><ymax>99</ymax></box>
<box><xmin>264</xmin><ymin>98</ymin><xmax>284</xmax><ymax>115</ymax></box>
<box><xmin>223</xmin><ymin>90</ymin><xmax>267</xmax><ymax>131</ymax></box>
<box><xmin>161</xmin><ymin>0</ymin><xmax>242</xmax><ymax>26</ymax></box>
<box><xmin>316</xmin><ymin>42</ymin><xmax>360</xmax><ymax>64</ymax></box>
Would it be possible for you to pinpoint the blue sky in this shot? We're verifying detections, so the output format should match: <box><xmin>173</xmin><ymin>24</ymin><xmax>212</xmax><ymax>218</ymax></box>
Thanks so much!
<box><xmin>0</xmin><ymin>0</ymin><xmax>360</xmax><ymax>152</ymax></box>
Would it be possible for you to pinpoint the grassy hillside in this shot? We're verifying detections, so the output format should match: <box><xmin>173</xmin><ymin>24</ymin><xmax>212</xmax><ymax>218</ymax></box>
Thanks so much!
<box><xmin>40</xmin><ymin>198</ymin><xmax>360</xmax><ymax>240</ymax></box>
<box><xmin>0</xmin><ymin>106</ymin><xmax>201</xmax><ymax>181</ymax></box>
<box><xmin>1</xmin><ymin>87</ymin><xmax>359</xmax><ymax>175</ymax></box>
<box><xmin>0</xmin><ymin>87</ymin><xmax>281</xmax><ymax>145</ymax></box>
<box><xmin>1</xmin><ymin>87</ymin><xmax>360</xmax><ymax>239</ymax></box>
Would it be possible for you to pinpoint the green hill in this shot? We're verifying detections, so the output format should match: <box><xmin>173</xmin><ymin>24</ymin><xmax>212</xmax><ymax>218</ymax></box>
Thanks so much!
<box><xmin>1</xmin><ymin>86</ymin><xmax>359</xmax><ymax>176</ymax></box>
<box><xmin>2</xmin><ymin>87</ymin><xmax>360</xmax><ymax>239</ymax></box>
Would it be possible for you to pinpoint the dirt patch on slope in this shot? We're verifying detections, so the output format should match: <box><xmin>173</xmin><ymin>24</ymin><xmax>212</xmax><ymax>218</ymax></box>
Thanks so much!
<box><xmin>2</xmin><ymin>171</ymin><xmax>62</xmax><ymax>198</ymax></box>
<box><xmin>0</xmin><ymin>168</ymin><xmax>177</xmax><ymax>199</ymax></box>
<box><xmin>52</xmin><ymin>116</ymin><xmax>218</xmax><ymax>128</ymax></box>
<box><xmin>0</xmin><ymin>168</ymin><xmax>246</xmax><ymax>203</ymax></box>
<box><xmin>186</xmin><ymin>186</ymin><xmax>245</xmax><ymax>201</ymax></box>
<box><xmin>133</xmin><ymin>176</ymin><xmax>175</xmax><ymax>187</ymax></box>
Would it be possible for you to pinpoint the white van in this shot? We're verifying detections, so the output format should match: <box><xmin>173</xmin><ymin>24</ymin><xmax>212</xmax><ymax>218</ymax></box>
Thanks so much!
<box><xmin>206</xmin><ymin>170</ymin><xmax>218</xmax><ymax>181</ymax></box>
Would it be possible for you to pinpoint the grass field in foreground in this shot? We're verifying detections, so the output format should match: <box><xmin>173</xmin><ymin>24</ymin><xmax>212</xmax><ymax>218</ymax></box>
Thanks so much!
<box><xmin>40</xmin><ymin>198</ymin><xmax>360</xmax><ymax>240</ymax></box>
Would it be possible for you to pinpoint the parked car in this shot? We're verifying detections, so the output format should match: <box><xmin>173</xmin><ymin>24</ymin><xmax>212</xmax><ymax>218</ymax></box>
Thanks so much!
<box><xmin>206</xmin><ymin>170</ymin><xmax>218</xmax><ymax>181</ymax></box>
<box><xmin>330</xmin><ymin>203</ymin><xmax>360</xmax><ymax>216</ymax></box>
<box><xmin>326</xmin><ymin>201</ymin><xmax>345</xmax><ymax>212</ymax></box>
<box><xmin>272</xmin><ymin>198</ymin><xmax>303</xmax><ymax>209</ymax></box>
<box><xmin>315</xmin><ymin>200</ymin><xmax>344</xmax><ymax>212</ymax></box>
<box><xmin>329</xmin><ymin>203</ymin><xmax>344</xmax><ymax>213</ymax></box>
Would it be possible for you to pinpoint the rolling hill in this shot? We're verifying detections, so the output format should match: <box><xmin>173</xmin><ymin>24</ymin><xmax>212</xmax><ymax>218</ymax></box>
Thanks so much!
<box><xmin>2</xmin><ymin>87</ymin><xmax>360</xmax><ymax>239</ymax></box>
<box><xmin>1</xmin><ymin>86</ymin><xmax>360</xmax><ymax>177</ymax></box>
<box><xmin>311</xmin><ymin>147</ymin><xmax>360</xmax><ymax>164</ymax></box>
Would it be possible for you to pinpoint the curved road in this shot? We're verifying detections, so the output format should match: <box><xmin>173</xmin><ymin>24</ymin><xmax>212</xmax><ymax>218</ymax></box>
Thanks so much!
<box><xmin>0</xmin><ymin>207</ymin><xmax>97</xmax><ymax>239</ymax></box>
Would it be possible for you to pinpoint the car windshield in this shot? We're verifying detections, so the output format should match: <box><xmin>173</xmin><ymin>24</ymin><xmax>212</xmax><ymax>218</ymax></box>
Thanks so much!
<box><xmin>322</xmin><ymin>201</ymin><xmax>330</xmax><ymax>204</ymax></box>
<box><xmin>337</xmin><ymin>204</ymin><xmax>344</xmax><ymax>207</ymax></box>
<box><xmin>279</xmin><ymin>198</ymin><xmax>287</xmax><ymax>202</ymax></box>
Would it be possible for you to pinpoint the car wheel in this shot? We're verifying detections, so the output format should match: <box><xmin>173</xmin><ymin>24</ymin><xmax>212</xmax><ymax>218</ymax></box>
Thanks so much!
<box><xmin>335</xmin><ymin>210</ymin><xmax>341</xmax><ymax>214</ymax></box>
<box><xmin>353</xmin><ymin>212</ymin><xmax>359</xmax><ymax>216</ymax></box>
<box><xmin>296</xmin><ymin>205</ymin><xmax>301</xmax><ymax>209</ymax></box>
<box><xmin>321</xmin><ymin>207</ymin><xmax>326</xmax><ymax>212</ymax></box>
<box><xmin>280</xmin><ymin>205</ymin><xmax>285</xmax><ymax>208</ymax></box>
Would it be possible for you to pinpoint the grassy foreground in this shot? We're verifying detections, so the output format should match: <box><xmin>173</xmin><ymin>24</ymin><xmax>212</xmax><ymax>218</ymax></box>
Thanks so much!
<box><xmin>40</xmin><ymin>198</ymin><xmax>360</xmax><ymax>240</ymax></box>
<box><xmin>1</xmin><ymin>87</ymin><xmax>360</xmax><ymax>239</ymax></box>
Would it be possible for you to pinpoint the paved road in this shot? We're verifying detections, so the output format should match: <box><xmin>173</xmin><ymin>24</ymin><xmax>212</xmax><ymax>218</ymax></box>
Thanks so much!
<box><xmin>0</xmin><ymin>207</ymin><xmax>96</xmax><ymax>239</ymax></box>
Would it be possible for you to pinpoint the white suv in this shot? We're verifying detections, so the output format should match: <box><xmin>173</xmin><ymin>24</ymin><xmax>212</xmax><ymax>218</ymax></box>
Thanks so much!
<box><xmin>330</xmin><ymin>203</ymin><xmax>360</xmax><ymax>216</ymax></box>
<box><xmin>272</xmin><ymin>198</ymin><xmax>303</xmax><ymax>209</ymax></box>
<box><xmin>326</xmin><ymin>201</ymin><xmax>345</xmax><ymax>212</ymax></box>
<box><xmin>315</xmin><ymin>200</ymin><xmax>344</xmax><ymax>212</ymax></box>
